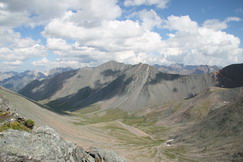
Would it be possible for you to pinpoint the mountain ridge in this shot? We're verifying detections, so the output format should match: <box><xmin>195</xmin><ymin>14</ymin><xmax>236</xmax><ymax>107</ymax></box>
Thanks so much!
<box><xmin>1</xmin><ymin>62</ymin><xmax>243</xmax><ymax>161</ymax></box>
<box><xmin>19</xmin><ymin>61</ymin><xmax>224</xmax><ymax>112</ymax></box>
<box><xmin>154</xmin><ymin>63</ymin><xmax>221</xmax><ymax>75</ymax></box>
<box><xmin>0</xmin><ymin>67</ymin><xmax>75</xmax><ymax>92</ymax></box>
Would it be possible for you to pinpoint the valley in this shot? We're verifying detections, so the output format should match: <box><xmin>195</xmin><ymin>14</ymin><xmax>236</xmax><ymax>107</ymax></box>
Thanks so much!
<box><xmin>1</xmin><ymin>62</ymin><xmax>243</xmax><ymax>161</ymax></box>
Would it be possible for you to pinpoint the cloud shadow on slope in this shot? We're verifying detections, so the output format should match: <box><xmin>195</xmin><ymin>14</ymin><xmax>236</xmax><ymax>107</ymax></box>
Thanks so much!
<box><xmin>215</xmin><ymin>63</ymin><xmax>243</xmax><ymax>88</ymax></box>
<box><xmin>149</xmin><ymin>72</ymin><xmax>181</xmax><ymax>85</ymax></box>
<box><xmin>46</xmin><ymin>73</ymin><xmax>134</xmax><ymax>111</ymax></box>
<box><xmin>19</xmin><ymin>70</ymin><xmax>78</xmax><ymax>101</ymax></box>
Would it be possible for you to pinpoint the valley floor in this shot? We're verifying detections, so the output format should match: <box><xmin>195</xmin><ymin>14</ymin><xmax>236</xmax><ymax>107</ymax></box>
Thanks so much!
<box><xmin>2</xmin><ymin>86</ymin><xmax>243</xmax><ymax>161</ymax></box>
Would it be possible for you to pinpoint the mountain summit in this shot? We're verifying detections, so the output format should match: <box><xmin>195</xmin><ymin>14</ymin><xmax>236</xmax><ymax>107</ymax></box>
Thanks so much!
<box><xmin>18</xmin><ymin>61</ymin><xmax>240</xmax><ymax>112</ymax></box>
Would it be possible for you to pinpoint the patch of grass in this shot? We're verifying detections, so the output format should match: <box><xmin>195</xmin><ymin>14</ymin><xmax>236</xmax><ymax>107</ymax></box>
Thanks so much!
<box><xmin>164</xmin><ymin>151</ymin><xmax>177</xmax><ymax>159</ymax></box>
<box><xmin>75</xmin><ymin>105</ymin><xmax>101</xmax><ymax>114</ymax></box>
<box><xmin>0</xmin><ymin>121</ymin><xmax>31</xmax><ymax>132</ymax></box>
<box><xmin>38</xmin><ymin>99</ymin><xmax>49</xmax><ymax>105</ymax></box>
<box><xmin>172</xmin><ymin>102</ymin><xmax>183</xmax><ymax>112</ymax></box>
<box><xmin>123</xmin><ymin>115</ymin><xmax>146</xmax><ymax>127</ymax></box>
<box><xmin>74</xmin><ymin>107</ymin><xmax>170</xmax><ymax>149</ymax></box>
<box><xmin>0</xmin><ymin>111</ymin><xmax>10</xmax><ymax>117</ymax></box>
<box><xmin>190</xmin><ymin>99</ymin><xmax>212</xmax><ymax>120</ymax></box>
<box><xmin>103</xmin><ymin>123</ymin><xmax>164</xmax><ymax>147</ymax></box>
<box><xmin>74</xmin><ymin>106</ymin><xmax>171</xmax><ymax>137</ymax></box>
<box><xmin>164</xmin><ymin>146</ymin><xmax>198</xmax><ymax>161</ymax></box>
<box><xmin>24</xmin><ymin>119</ymin><xmax>35</xmax><ymax>129</ymax></box>
<box><xmin>74</xmin><ymin>108</ymin><xmax>127</xmax><ymax>125</ymax></box>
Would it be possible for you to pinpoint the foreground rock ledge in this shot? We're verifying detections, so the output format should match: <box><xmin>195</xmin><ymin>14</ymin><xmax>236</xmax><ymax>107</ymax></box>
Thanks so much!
<box><xmin>0</xmin><ymin>126</ymin><xmax>126</xmax><ymax>162</ymax></box>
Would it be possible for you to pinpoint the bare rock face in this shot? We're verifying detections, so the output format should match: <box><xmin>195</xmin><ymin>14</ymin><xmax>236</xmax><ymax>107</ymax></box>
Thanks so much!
<box><xmin>0</xmin><ymin>94</ymin><xmax>11</xmax><ymax>112</ymax></box>
<box><xmin>0</xmin><ymin>126</ymin><xmax>92</xmax><ymax>162</ymax></box>
<box><xmin>0</xmin><ymin>126</ymin><xmax>126</xmax><ymax>162</ymax></box>
<box><xmin>0</xmin><ymin>89</ymin><xmax>126</xmax><ymax>162</ymax></box>
<box><xmin>216</xmin><ymin>63</ymin><xmax>243</xmax><ymax>88</ymax></box>
<box><xmin>88</xmin><ymin>147</ymin><xmax>127</xmax><ymax>162</ymax></box>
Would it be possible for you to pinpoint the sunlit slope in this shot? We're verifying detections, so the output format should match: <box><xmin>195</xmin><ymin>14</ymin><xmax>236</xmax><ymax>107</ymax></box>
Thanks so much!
<box><xmin>19</xmin><ymin>61</ymin><xmax>219</xmax><ymax>112</ymax></box>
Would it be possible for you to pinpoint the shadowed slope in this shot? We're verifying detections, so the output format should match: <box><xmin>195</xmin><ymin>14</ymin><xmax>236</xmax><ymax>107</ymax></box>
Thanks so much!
<box><xmin>19</xmin><ymin>70</ymin><xmax>78</xmax><ymax>101</ymax></box>
<box><xmin>216</xmin><ymin>63</ymin><xmax>243</xmax><ymax>88</ymax></box>
<box><xmin>19</xmin><ymin>61</ymin><xmax>220</xmax><ymax>112</ymax></box>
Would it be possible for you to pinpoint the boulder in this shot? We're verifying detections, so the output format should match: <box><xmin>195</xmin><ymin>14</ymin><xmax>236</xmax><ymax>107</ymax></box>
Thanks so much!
<box><xmin>0</xmin><ymin>126</ymin><xmax>93</xmax><ymax>162</ymax></box>
<box><xmin>87</xmin><ymin>147</ymin><xmax>127</xmax><ymax>162</ymax></box>
<box><xmin>0</xmin><ymin>126</ymin><xmax>126</xmax><ymax>162</ymax></box>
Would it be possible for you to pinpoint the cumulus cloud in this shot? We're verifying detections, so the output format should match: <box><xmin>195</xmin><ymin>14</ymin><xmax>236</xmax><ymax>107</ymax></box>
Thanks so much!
<box><xmin>0</xmin><ymin>29</ymin><xmax>47</xmax><ymax>64</ymax></box>
<box><xmin>0</xmin><ymin>5</ymin><xmax>29</xmax><ymax>27</ymax></box>
<box><xmin>203</xmin><ymin>17</ymin><xmax>241</xmax><ymax>30</ymax></box>
<box><xmin>0</xmin><ymin>0</ymin><xmax>242</xmax><ymax>72</ymax></box>
<box><xmin>0</xmin><ymin>0</ymin><xmax>84</xmax><ymax>27</ymax></box>
<box><xmin>0</xmin><ymin>0</ymin><xmax>121</xmax><ymax>27</ymax></box>
<box><xmin>124</xmin><ymin>0</ymin><xmax>170</xmax><ymax>8</ymax></box>
<box><xmin>130</xmin><ymin>9</ymin><xmax>162</xmax><ymax>30</ymax></box>
<box><xmin>163</xmin><ymin>15</ymin><xmax>198</xmax><ymax>32</ymax></box>
<box><xmin>42</xmin><ymin>10</ymin><xmax>242</xmax><ymax>67</ymax></box>
<box><xmin>3</xmin><ymin>60</ymin><xmax>23</xmax><ymax>66</ymax></box>
<box><xmin>32</xmin><ymin>57</ymin><xmax>89</xmax><ymax>69</ymax></box>
<box><xmin>42</xmin><ymin>9</ymin><xmax>165</xmax><ymax>65</ymax></box>
<box><xmin>47</xmin><ymin>38</ymin><xmax>71</xmax><ymax>51</ymax></box>
<box><xmin>162</xmin><ymin>16</ymin><xmax>243</xmax><ymax>66</ymax></box>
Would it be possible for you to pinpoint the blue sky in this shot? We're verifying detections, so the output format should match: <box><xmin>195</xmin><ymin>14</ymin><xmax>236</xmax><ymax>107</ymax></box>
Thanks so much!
<box><xmin>0</xmin><ymin>0</ymin><xmax>242</xmax><ymax>72</ymax></box>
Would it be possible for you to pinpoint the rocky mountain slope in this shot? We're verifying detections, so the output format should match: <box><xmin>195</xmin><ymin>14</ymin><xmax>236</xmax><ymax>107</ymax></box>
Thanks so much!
<box><xmin>0</xmin><ymin>67</ymin><xmax>74</xmax><ymax>92</ymax></box>
<box><xmin>216</xmin><ymin>63</ymin><xmax>243</xmax><ymax>88</ymax></box>
<box><xmin>0</xmin><ymin>70</ymin><xmax>46</xmax><ymax>92</ymax></box>
<box><xmin>1</xmin><ymin>62</ymin><xmax>243</xmax><ymax>161</ymax></box>
<box><xmin>0</xmin><ymin>87</ymin><xmax>126</xmax><ymax>162</ymax></box>
<box><xmin>47</xmin><ymin>67</ymin><xmax>74</xmax><ymax>76</ymax></box>
<box><xmin>171</xmin><ymin>87</ymin><xmax>243</xmax><ymax>161</ymax></box>
<box><xmin>154</xmin><ymin>63</ymin><xmax>221</xmax><ymax>75</ymax></box>
<box><xmin>19</xmin><ymin>61</ymin><xmax>221</xmax><ymax>112</ymax></box>
<box><xmin>0</xmin><ymin>71</ymin><xmax>18</xmax><ymax>81</ymax></box>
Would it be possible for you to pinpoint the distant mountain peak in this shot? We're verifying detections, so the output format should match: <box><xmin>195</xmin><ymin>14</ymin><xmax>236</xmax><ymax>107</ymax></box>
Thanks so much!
<box><xmin>154</xmin><ymin>63</ymin><xmax>221</xmax><ymax>75</ymax></box>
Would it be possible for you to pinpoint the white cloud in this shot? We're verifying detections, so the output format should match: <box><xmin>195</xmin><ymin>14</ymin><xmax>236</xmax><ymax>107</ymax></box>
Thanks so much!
<box><xmin>0</xmin><ymin>0</ymin><xmax>121</xmax><ymax>28</ymax></box>
<box><xmin>203</xmin><ymin>19</ymin><xmax>228</xmax><ymax>30</ymax></box>
<box><xmin>0</xmin><ymin>0</ymin><xmax>83</xmax><ymax>27</ymax></box>
<box><xmin>0</xmin><ymin>9</ymin><xmax>29</xmax><ymax>27</ymax></box>
<box><xmin>32</xmin><ymin>57</ymin><xmax>89</xmax><ymax>69</ymax></box>
<box><xmin>0</xmin><ymin>0</ymin><xmax>242</xmax><ymax>72</ymax></box>
<box><xmin>32</xmin><ymin>57</ymin><xmax>49</xmax><ymax>65</ymax></box>
<box><xmin>124</xmin><ymin>0</ymin><xmax>170</xmax><ymax>8</ymax></box>
<box><xmin>3</xmin><ymin>60</ymin><xmax>23</xmax><ymax>66</ymax></box>
<box><xmin>162</xmin><ymin>16</ymin><xmax>243</xmax><ymax>66</ymax></box>
<box><xmin>163</xmin><ymin>15</ymin><xmax>198</xmax><ymax>32</ymax></box>
<box><xmin>225</xmin><ymin>17</ymin><xmax>241</xmax><ymax>22</ymax></box>
<box><xmin>0</xmin><ymin>29</ymin><xmax>47</xmax><ymax>62</ymax></box>
<box><xmin>203</xmin><ymin>17</ymin><xmax>241</xmax><ymax>30</ymax></box>
<box><xmin>47</xmin><ymin>38</ymin><xmax>71</xmax><ymax>51</ymax></box>
<box><xmin>43</xmin><ymin>11</ymin><xmax>243</xmax><ymax>67</ymax></box>
<box><xmin>236</xmin><ymin>8</ymin><xmax>243</xmax><ymax>14</ymax></box>
<box><xmin>130</xmin><ymin>9</ymin><xmax>162</xmax><ymax>30</ymax></box>
<box><xmin>42</xmin><ymin>10</ymin><xmax>165</xmax><ymax>65</ymax></box>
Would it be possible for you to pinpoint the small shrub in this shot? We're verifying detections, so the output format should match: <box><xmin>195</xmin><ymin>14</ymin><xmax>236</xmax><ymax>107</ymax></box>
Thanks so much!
<box><xmin>0</xmin><ymin>121</ymin><xmax>30</xmax><ymax>132</ymax></box>
<box><xmin>0</xmin><ymin>111</ymin><xmax>10</xmax><ymax>117</ymax></box>
<box><xmin>24</xmin><ymin>119</ymin><xmax>35</xmax><ymax>129</ymax></box>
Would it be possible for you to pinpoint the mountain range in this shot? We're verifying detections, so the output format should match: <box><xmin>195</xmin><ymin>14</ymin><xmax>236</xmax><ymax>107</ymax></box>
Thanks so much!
<box><xmin>0</xmin><ymin>67</ymin><xmax>74</xmax><ymax>92</ymax></box>
<box><xmin>154</xmin><ymin>64</ymin><xmax>221</xmax><ymax>75</ymax></box>
<box><xmin>19</xmin><ymin>61</ymin><xmax>241</xmax><ymax>113</ymax></box>
<box><xmin>1</xmin><ymin>61</ymin><xmax>243</xmax><ymax>161</ymax></box>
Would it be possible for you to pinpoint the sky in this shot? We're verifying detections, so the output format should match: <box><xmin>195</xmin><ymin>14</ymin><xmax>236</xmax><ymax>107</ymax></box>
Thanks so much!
<box><xmin>0</xmin><ymin>0</ymin><xmax>243</xmax><ymax>72</ymax></box>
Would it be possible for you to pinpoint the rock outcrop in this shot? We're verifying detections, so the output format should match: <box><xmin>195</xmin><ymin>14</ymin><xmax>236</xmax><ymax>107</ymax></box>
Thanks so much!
<box><xmin>0</xmin><ymin>92</ymin><xmax>126</xmax><ymax>162</ymax></box>
<box><xmin>0</xmin><ymin>126</ymin><xmax>126</xmax><ymax>162</ymax></box>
